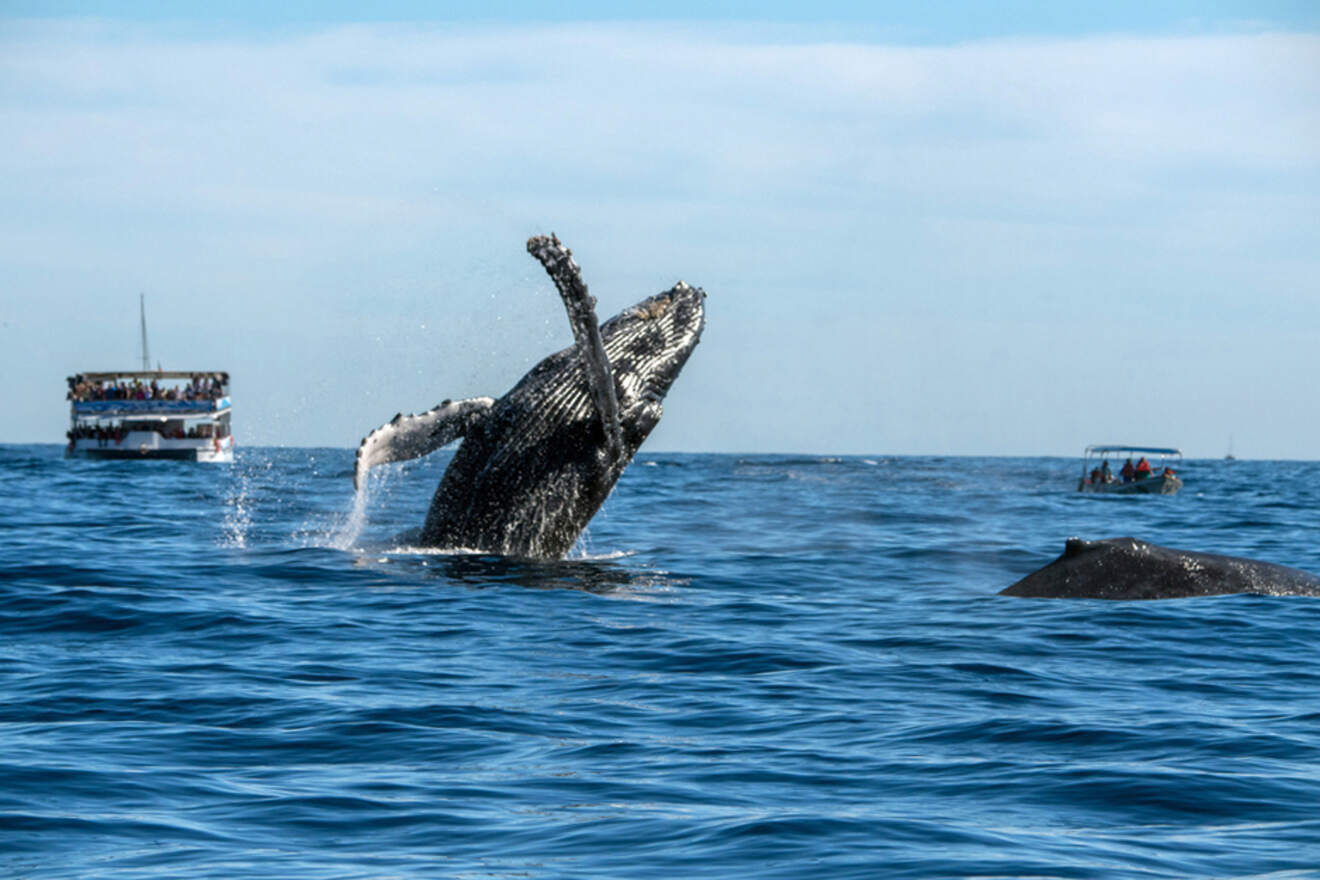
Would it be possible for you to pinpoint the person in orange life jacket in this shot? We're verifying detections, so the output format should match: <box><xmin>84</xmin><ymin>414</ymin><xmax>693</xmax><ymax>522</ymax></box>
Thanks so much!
<box><xmin>1134</xmin><ymin>457</ymin><xmax>1152</xmax><ymax>480</ymax></box>
<box><xmin>1120</xmin><ymin>458</ymin><xmax>1135</xmax><ymax>483</ymax></box>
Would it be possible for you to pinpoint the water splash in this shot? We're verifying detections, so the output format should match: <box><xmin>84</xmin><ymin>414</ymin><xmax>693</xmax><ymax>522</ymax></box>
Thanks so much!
<box><xmin>328</xmin><ymin>479</ymin><xmax>373</xmax><ymax>551</ymax></box>
<box><xmin>567</xmin><ymin>526</ymin><xmax>592</xmax><ymax>560</ymax></box>
<box><xmin>305</xmin><ymin>462</ymin><xmax>406</xmax><ymax>551</ymax></box>
<box><xmin>220</xmin><ymin>458</ymin><xmax>260</xmax><ymax>548</ymax></box>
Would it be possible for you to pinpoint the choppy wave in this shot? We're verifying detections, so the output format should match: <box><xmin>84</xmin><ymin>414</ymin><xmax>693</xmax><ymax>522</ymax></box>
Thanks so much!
<box><xmin>3</xmin><ymin>445</ymin><xmax>1320</xmax><ymax>879</ymax></box>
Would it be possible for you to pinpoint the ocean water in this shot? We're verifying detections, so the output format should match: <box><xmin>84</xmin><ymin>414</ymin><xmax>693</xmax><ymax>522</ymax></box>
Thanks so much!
<box><xmin>3</xmin><ymin>444</ymin><xmax>1319</xmax><ymax>879</ymax></box>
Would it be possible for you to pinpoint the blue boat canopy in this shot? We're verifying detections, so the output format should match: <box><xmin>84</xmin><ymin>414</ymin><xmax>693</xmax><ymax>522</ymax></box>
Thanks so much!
<box><xmin>72</xmin><ymin>397</ymin><xmax>230</xmax><ymax>417</ymax></box>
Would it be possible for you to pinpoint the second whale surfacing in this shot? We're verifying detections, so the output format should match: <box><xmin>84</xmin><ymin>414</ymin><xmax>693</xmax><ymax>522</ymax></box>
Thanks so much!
<box><xmin>353</xmin><ymin>235</ymin><xmax>705</xmax><ymax>560</ymax></box>
<box><xmin>1001</xmin><ymin>537</ymin><xmax>1320</xmax><ymax>600</ymax></box>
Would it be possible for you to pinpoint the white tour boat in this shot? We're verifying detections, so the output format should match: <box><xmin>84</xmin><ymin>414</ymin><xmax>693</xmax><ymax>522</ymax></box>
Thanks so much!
<box><xmin>66</xmin><ymin>371</ymin><xmax>234</xmax><ymax>462</ymax></box>
<box><xmin>64</xmin><ymin>295</ymin><xmax>233</xmax><ymax>462</ymax></box>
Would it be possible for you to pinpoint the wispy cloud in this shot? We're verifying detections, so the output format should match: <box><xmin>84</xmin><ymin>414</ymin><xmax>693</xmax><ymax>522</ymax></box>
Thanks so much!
<box><xmin>3</xmin><ymin>20</ymin><xmax>1318</xmax><ymax>453</ymax></box>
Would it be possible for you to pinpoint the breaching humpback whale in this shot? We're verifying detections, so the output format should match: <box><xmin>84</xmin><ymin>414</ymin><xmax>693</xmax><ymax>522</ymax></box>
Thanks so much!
<box><xmin>353</xmin><ymin>235</ymin><xmax>705</xmax><ymax>559</ymax></box>
<box><xmin>1000</xmin><ymin>537</ymin><xmax>1320</xmax><ymax>600</ymax></box>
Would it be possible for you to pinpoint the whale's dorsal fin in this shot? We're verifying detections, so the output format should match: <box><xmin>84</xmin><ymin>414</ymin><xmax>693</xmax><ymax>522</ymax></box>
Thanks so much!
<box><xmin>526</xmin><ymin>234</ymin><xmax>623</xmax><ymax>460</ymax></box>
<box><xmin>354</xmin><ymin>396</ymin><xmax>495</xmax><ymax>491</ymax></box>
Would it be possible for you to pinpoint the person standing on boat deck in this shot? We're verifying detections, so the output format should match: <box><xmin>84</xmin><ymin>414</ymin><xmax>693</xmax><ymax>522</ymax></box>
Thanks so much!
<box><xmin>1120</xmin><ymin>458</ymin><xmax>1135</xmax><ymax>483</ymax></box>
<box><xmin>1100</xmin><ymin>460</ymin><xmax>1113</xmax><ymax>483</ymax></box>
<box><xmin>1135</xmin><ymin>457</ymin><xmax>1152</xmax><ymax>480</ymax></box>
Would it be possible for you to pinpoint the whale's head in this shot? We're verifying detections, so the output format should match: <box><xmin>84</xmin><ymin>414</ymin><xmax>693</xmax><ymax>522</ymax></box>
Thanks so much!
<box><xmin>601</xmin><ymin>280</ymin><xmax>706</xmax><ymax>438</ymax></box>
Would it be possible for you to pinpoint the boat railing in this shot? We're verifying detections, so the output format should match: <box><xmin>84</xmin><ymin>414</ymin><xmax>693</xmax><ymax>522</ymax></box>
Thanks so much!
<box><xmin>71</xmin><ymin>397</ymin><xmax>230</xmax><ymax>416</ymax></box>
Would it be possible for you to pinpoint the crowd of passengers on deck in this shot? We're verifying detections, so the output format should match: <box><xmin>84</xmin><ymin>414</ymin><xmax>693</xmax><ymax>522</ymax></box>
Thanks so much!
<box><xmin>1084</xmin><ymin>456</ymin><xmax>1176</xmax><ymax>486</ymax></box>
<box><xmin>67</xmin><ymin>373</ymin><xmax>227</xmax><ymax>403</ymax></box>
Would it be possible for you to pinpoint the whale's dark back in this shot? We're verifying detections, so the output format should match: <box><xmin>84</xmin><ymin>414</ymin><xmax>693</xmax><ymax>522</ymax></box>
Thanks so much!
<box><xmin>420</xmin><ymin>283</ymin><xmax>705</xmax><ymax>558</ymax></box>
<box><xmin>1001</xmin><ymin>537</ymin><xmax>1320</xmax><ymax>599</ymax></box>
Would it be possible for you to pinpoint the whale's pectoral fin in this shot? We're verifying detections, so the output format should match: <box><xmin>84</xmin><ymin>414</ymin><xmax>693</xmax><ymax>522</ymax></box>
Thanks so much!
<box><xmin>354</xmin><ymin>396</ymin><xmax>495</xmax><ymax>491</ymax></box>
<box><xmin>527</xmin><ymin>234</ymin><xmax>623</xmax><ymax>460</ymax></box>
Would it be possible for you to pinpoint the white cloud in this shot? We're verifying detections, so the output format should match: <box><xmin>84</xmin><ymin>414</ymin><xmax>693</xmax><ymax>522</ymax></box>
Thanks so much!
<box><xmin>2</xmin><ymin>20</ymin><xmax>1318</xmax><ymax>455</ymax></box>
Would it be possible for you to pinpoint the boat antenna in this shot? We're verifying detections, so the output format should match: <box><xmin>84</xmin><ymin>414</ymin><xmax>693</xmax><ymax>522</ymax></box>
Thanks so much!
<box><xmin>139</xmin><ymin>292</ymin><xmax>152</xmax><ymax>372</ymax></box>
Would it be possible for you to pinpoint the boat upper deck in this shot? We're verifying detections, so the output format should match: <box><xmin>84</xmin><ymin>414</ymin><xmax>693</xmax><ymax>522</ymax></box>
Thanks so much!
<box><xmin>68</xmin><ymin>371</ymin><xmax>230</xmax><ymax>419</ymax></box>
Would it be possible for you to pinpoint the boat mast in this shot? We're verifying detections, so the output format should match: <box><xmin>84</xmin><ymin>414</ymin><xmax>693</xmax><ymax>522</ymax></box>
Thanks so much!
<box><xmin>139</xmin><ymin>293</ymin><xmax>152</xmax><ymax>372</ymax></box>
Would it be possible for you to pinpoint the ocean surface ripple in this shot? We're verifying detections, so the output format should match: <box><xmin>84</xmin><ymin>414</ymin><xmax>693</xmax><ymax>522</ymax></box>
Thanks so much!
<box><xmin>3</xmin><ymin>446</ymin><xmax>1320</xmax><ymax>879</ymax></box>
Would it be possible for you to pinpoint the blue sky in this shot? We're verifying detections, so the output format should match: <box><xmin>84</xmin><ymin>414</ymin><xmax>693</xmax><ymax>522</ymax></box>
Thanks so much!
<box><xmin>5</xmin><ymin>1</ymin><xmax>1318</xmax><ymax>35</ymax></box>
<box><xmin>3</xmin><ymin>3</ymin><xmax>1318</xmax><ymax>456</ymax></box>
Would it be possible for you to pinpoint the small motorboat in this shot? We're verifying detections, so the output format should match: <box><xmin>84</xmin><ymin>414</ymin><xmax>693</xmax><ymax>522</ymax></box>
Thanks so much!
<box><xmin>1077</xmin><ymin>445</ymin><xmax>1182</xmax><ymax>495</ymax></box>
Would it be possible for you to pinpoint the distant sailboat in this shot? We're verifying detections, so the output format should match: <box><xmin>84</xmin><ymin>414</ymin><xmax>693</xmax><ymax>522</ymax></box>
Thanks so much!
<box><xmin>1225</xmin><ymin>435</ymin><xmax>1236</xmax><ymax>462</ymax></box>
